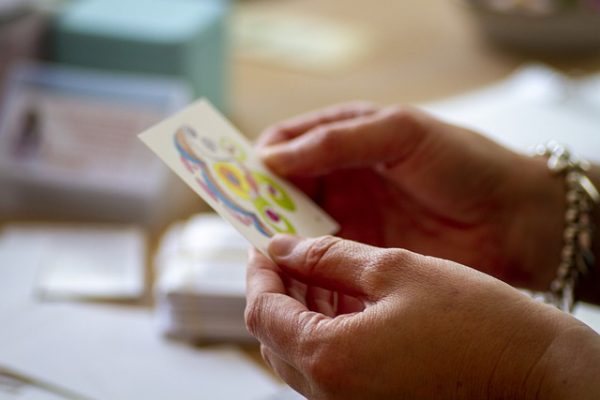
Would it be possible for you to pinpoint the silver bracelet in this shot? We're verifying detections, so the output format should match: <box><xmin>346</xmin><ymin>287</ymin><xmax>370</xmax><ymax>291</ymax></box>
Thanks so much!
<box><xmin>535</xmin><ymin>142</ymin><xmax>599</xmax><ymax>313</ymax></box>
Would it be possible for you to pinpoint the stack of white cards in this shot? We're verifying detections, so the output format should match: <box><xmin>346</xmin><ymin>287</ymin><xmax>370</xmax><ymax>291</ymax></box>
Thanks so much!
<box><xmin>154</xmin><ymin>213</ymin><xmax>253</xmax><ymax>341</ymax></box>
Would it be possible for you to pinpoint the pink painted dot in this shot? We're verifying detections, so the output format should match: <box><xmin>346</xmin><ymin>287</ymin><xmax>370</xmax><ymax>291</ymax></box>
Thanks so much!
<box><xmin>265</xmin><ymin>209</ymin><xmax>280</xmax><ymax>222</ymax></box>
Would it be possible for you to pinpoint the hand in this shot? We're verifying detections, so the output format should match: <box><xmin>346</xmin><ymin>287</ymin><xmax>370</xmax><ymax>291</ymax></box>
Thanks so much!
<box><xmin>257</xmin><ymin>102</ymin><xmax>565</xmax><ymax>291</ymax></box>
<box><xmin>245</xmin><ymin>235</ymin><xmax>600</xmax><ymax>399</ymax></box>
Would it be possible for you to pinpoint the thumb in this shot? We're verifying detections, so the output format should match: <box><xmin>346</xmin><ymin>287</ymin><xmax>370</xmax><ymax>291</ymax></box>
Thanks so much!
<box><xmin>268</xmin><ymin>234</ymin><xmax>409</xmax><ymax>299</ymax></box>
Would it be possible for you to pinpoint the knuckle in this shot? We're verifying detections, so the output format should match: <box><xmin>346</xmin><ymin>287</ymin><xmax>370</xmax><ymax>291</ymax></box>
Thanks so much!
<box><xmin>295</xmin><ymin>312</ymin><xmax>322</xmax><ymax>350</ymax></box>
<box><xmin>378</xmin><ymin>105</ymin><xmax>433</xmax><ymax>171</ymax></box>
<box><xmin>365</xmin><ymin>249</ymin><xmax>413</xmax><ymax>286</ymax></box>
<box><xmin>295</xmin><ymin>315</ymin><xmax>349</xmax><ymax>396</ymax></box>
<box><xmin>244</xmin><ymin>294</ymin><xmax>267</xmax><ymax>337</ymax></box>
<box><xmin>303</xmin><ymin>348</ymin><xmax>343</xmax><ymax>395</ymax></box>
<box><xmin>296</xmin><ymin>313</ymin><xmax>330</xmax><ymax>354</ymax></box>
<box><xmin>265</xmin><ymin>120</ymin><xmax>299</xmax><ymax>139</ymax></box>
<box><xmin>385</xmin><ymin>103</ymin><xmax>408</xmax><ymax>116</ymax></box>
<box><xmin>342</xmin><ymin>100</ymin><xmax>376</xmax><ymax>114</ymax></box>
<box><xmin>383</xmin><ymin>105</ymin><xmax>432</xmax><ymax>146</ymax></box>
<box><xmin>384</xmin><ymin>104</ymin><xmax>418</xmax><ymax>125</ymax></box>
<box><xmin>259</xmin><ymin>345</ymin><xmax>273</xmax><ymax>369</ymax></box>
<box><xmin>389</xmin><ymin>106</ymin><xmax>430</xmax><ymax>141</ymax></box>
<box><xmin>387</xmin><ymin>247</ymin><xmax>414</xmax><ymax>263</ymax></box>
<box><xmin>303</xmin><ymin>236</ymin><xmax>341</xmax><ymax>274</ymax></box>
<box><xmin>265</xmin><ymin>122</ymin><xmax>287</xmax><ymax>136</ymax></box>
<box><xmin>266</xmin><ymin>123</ymin><xmax>285</xmax><ymax>135</ymax></box>
<box><xmin>313</xmin><ymin>127</ymin><xmax>340</xmax><ymax>152</ymax></box>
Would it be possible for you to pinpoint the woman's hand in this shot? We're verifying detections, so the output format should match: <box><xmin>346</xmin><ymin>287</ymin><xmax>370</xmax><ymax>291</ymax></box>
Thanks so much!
<box><xmin>257</xmin><ymin>102</ymin><xmax>565</xmax><ymax>291</ymax></box>
<box><xmin>245</xmin><ymin>235</ymin><xmax>600</xmax><ymax>399</ymax></box>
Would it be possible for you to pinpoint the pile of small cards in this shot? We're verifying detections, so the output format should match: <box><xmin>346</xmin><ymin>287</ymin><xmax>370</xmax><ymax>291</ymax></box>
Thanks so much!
<box><xmin>154</xmin><ymin>213</ymin><xmax>253</xmax><ymax>341</ymax></box>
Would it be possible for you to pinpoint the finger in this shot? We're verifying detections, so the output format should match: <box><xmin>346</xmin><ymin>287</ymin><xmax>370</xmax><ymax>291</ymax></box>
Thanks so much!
<box><xmin>255</xmin><ymin>101</ymin><xmax>377</xmax><ymax>148</ymax></box>
<box><xmin>245</xmin><ymin>248</ymin><xmax>331</xmax><ymax>360</ymax></box>
<box><xmin>246</xmin><ymin>248</ymin><xmax>286</xmax><ymax>300</ymax></box>
<box><xmin>337</xmin><ymin>293</ymin><xmax>366</xmax><ymax>314</ymax></box>
<box><xmin>268</xmin><ymin>235</ymin><xmax>394</xmax><ymax>299</ymax></box>
<box><xmin>305</xmin><ymin>285</ymin><xmax>337</xmax><ymax>317</ymax></box>
<box><xmin>284</xmin><ymin>273</ymin><xmax>338</xmax><ymax>316</ymax></box>
<box><xmin>261</xmin><ymin>345</ymin><xmax>311</xmax><ymax>399</ymax></box>
<box><xmin>283</xmin><ymin>276</ymin><xmax>308</xmax><ymax>307</ymax></box>
<box><xmin>260</xmin><ymin>106</ymin><xmax>432</xmax><ymax>177</ymax></box>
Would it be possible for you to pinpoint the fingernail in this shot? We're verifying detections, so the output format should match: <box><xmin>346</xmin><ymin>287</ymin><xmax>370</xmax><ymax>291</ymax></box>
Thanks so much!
<box><xmin>269</xmin><ymin>234</ymin><xmax>301</xmax><ymax>258</ymax></box>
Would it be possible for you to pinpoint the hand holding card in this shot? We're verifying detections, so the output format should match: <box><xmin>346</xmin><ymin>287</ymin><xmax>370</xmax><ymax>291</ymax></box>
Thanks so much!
<box><xmin>139</xmin><ymin>99</ymin><xmax>339</xmax><ymax>255</ymax></box>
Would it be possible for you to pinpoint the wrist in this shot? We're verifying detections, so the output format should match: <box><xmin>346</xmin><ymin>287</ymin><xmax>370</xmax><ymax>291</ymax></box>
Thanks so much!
<box><xmin>526</xmin><ymin>319</ymin><xmax>600</xmax><ymax>400</ymax></box>
<box><xmin>504</xmin><ymin>155</ymin><xmax>565</xmax><ymax>290</ymax></box>
<box><xmin>482</xmin><ymin>300</ymin><xmax>600</xmax><ymax>400</ymax></box>
<box><xmin>577</xmin><ymin>166</ymin><xmax>600</xmax><ymax>305</ymax></box>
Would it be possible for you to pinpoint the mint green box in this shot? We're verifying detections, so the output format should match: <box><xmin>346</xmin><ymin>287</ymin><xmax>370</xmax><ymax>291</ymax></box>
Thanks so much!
<box><xmin>52</xmin><ymin>0</ymin><xmax>228</xmax><ymax>111</ymax></box>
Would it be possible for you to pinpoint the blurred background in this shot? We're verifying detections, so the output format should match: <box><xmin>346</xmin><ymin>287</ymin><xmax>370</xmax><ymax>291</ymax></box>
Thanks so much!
<box><xmin>1</xmin><ymin>0</ymin><xmax>600</xmax><ymax>399</ymax></box>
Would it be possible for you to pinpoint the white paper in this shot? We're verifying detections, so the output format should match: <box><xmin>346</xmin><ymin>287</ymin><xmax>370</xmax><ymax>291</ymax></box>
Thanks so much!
<box><xmin>0</xmin><ymin>227</ymin><xmax>281</xmax><ymax>400</ymax></box>
<box><xmin>32</xmin><ymin>226</ymin><xmax>146</xmax><ymax>300</ymax></box>
<box><xmin>423</xmin><ymin>65</ymin><xmax>600</xmax><ymax>163</ymax></box>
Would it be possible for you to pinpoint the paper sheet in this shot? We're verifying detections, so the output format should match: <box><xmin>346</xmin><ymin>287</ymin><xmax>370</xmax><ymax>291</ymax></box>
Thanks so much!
<box><xmin>31</xmin><ymin>226</ymin><xmax>145</xmax><ymax>300</ymax></box>
<box><xmin>423</xmin><ymin>65</ymin><xmax>600</xmax><ymax>163</ymax></box>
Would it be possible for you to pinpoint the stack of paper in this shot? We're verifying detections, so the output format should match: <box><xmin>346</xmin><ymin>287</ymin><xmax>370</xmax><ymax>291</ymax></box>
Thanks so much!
<box><xmin>155</xmin><ymin>213</ymin><xmax>253</xmax><ymax>341</ymax></box>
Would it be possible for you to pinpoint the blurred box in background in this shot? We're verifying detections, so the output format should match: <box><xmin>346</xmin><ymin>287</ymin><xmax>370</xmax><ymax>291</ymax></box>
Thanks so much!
<box><xmin>0</xmin><ymin>0</ymin><xmax>48</xmax><ymax>94</ymax></box>
<box><xmin>52</xmin><ymin>0</ymin><xmax>228</xmax><ymax>112</ymax></box>
<box><xmin>0</xmin><ymin>63</ymin><xmax>193</xmax><ymax>227</ymax></box>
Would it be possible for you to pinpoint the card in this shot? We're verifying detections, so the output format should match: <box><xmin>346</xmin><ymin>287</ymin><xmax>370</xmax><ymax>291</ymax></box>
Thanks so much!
<box><xmin>138</xmin><ymin>99</ymin><xmax>339</xmax><ymax>255</ymax></box>
<box><xmin>34</xmin><ymin>226</ymin><xmax>146</xmax><ymax>300</ymax></box>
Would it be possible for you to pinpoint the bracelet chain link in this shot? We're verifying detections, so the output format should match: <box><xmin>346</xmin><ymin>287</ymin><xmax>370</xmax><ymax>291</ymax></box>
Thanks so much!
<box><xmin>536</xmin><ymin>142</ymin><xmax>599</xmax><ymax>313</ymax></box>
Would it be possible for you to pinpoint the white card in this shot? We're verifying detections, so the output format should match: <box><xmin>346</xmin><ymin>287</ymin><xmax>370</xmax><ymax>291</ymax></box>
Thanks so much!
<box><xmin>139</xmin><ymin>99</ymin><xmax>339</xmax><ymax>255</ymax></box>
<box><xmin>34</xmin><ymin>226</ymin><xmax>146</xmax><ymax>300</ymax></box>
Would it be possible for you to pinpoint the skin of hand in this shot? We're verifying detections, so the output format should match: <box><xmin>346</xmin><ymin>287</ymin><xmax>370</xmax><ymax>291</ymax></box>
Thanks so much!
<box><xmin>245</xmin><ymin>235</ymin><xmax>600</xmax><ymax>400</ymax></box>
<box><xmin>256</xmin><ymin>102</ymin><xmax>567</xmax><ymax>292</ymax></box>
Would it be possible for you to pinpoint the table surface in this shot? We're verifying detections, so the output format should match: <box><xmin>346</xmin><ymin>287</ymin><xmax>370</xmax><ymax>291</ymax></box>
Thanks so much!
<box><xmin>229</xmin><ymin>0</ymin><xmax>600</xmax><ymax>138</ymax></box>
<box><xmin>4</xmin><ymin>0</ymin><xmax>600</xmax><ymax>382</ymax></box>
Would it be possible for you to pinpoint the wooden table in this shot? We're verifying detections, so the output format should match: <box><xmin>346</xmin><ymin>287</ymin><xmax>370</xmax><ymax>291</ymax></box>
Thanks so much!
<box><xmin>230</xmin><ymin>0</ymin><xmax>600</xmax><ymax>138</ymax></box>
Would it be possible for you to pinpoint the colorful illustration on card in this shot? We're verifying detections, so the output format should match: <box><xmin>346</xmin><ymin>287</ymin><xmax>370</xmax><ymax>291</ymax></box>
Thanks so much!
<box><xmin>173</xmin><ymin>125</ymin><xmax>297</xmax><ymax>237</ymax></box>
